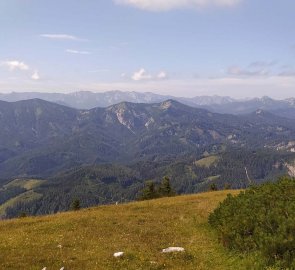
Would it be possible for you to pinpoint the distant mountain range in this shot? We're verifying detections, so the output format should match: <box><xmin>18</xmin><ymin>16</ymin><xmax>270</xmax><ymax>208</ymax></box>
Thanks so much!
<box><xmin>0</xmin><ymin>90</ymin><xmax>235</xmax><ymax>108</ymax></box>
<box><xmin>0</xmin><ymin>98</ymin><xmax>294</xmax><ymax>180</ymax></box>
<box><xmin>1</xmin><ymin>98</ymin><xmax>295</xmax><ymax>218</ymax></box>
<box><xmin>204</xmin><ymin>96</ymin><xmax>295</xmax><ymax>119</ymax></box>
<box><xmin>1</xmin><ymin>91</ymin><xmax>295</xmax><ymax>119</ymax></box>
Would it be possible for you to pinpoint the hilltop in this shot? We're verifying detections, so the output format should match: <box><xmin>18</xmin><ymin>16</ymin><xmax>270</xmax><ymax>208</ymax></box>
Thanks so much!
<box><xmin>0</xmin><ymin>190</ymin><xmax>261</xmax><ymax>270</ymax></box>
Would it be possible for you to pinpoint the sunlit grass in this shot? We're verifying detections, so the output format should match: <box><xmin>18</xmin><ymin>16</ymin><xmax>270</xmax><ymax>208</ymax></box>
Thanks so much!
<box><xmin>4</xmin><ymin>179</ymin><xmax>44</xmax><ymax>190</ymax></box>
<box><xmin>195</xmin><ymin>156</ymin><xmax>219</xmax><ymax>168</ymax></box>
<box><xmin>0</xmin><ymin>190</ymin><xmax>254</xmax><ymax>270</ymax></box>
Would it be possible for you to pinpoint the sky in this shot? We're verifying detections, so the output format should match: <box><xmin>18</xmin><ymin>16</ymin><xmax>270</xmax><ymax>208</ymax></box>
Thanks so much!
<box><xmin>0</xmin><ymin>0</ymin><xmax>294</xmax><ymax>99</ymax></box>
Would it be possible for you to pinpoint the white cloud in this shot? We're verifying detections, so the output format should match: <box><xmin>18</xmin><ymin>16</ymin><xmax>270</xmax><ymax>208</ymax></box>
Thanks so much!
<box><xmin>157</xmin><ymin>71</ymin><xmax>168</xmax><ymax>80</ymax></box>
<box><xmin>132</xmin><ymin>68</ymin><xmax>152</xmax><ymax>81</ymax></box>
<box><xmin>131</xmin><ymin>68</ymin><xmax>169</xmax><ymax>81</ymax></box>
<box><xmin>1</xmin><ymin>60</ymin><xmax>41</xmax><ymax>81</ymax></box>
<box><xmin>66</xmin><ymin>49</ymin><xmax>91</xmax><ymax>55</ymax></box>
<box><xmin>31</xmin><ymin>71</ymin><xmax>40</xmax><ymax>80</ymax></box>
<box><xmin>1</xmin><ymin>60</ymin><xmax>29</xmax><ymax>71</ymax></box>
<box><xmin>40</xmin><ymin>34</ymin><xmax>87</xmax><ymax>41</ymax></box>
<box><xmin>115</xmin><ymin>0</ymin><xmax>241</xmax><ymax>11</ymax></box>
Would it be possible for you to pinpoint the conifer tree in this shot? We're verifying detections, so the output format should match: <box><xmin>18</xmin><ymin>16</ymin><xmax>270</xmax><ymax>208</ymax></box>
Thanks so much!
<box><xmin>71</xmin><ymin>199</ymin><xmax>81</xmax><ymax>211</ymax></box>
<box><xmin>19</xmin><ymin>212</ymin><xmax>27</xmax><ymax>218</ymax></box>
<box><xmin>139</xmin><ymin>181</ymin><xmax>158</xmax><ymax>200</ymax></box>
<box><xmin>210</xmin><ymin>183</ymin><xmax>218</xmax><ymax>191</ymax></box>
<box><xmin>159</xmin><ymin>176</ymin><xmax>175</xmax><ymax>197</ymax></box>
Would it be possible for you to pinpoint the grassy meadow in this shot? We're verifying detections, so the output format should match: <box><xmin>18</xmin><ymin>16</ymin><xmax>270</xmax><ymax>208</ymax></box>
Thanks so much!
<box><xmin>0</xmin><ymin>190</ymin><xmax>263</xmax><ymax>270</ymax></box>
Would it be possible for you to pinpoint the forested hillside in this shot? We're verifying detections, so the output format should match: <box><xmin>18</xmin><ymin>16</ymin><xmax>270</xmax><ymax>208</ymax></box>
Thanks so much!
<box><xmin>1</xmin><ymin>99</ymin><xmax>295</xmax><ymax>218</ymax></box>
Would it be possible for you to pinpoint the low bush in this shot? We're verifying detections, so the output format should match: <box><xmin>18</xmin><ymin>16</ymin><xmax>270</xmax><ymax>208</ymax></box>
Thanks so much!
<box><xmin>209</xmin><ymin>177</ymin><xmax>295</xmax><ymax>269</ymax></box>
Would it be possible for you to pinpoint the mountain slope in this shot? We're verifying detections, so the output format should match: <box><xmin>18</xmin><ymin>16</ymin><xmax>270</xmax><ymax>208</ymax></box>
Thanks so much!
<box><xmin>0</xmin><ymin>190</ymin><xmax>257</xmax><ymax>270</ymax></box>
<box><xmin>202</xmin><ymin>96</ymin><xmax>295</xmax><ymax>119</ymax></box>
<box><xmin>4</xmin><ymin>146</ymin><xmax>292</xmax><ymax>219</ymax></box>
<box><xmin>0</xmin><ymin>98</ymin><xmax>295</xmax><ymax>180</ymax></box>
<box><xmin>1</xmin><ymin>99</ymin><xmax>295</xmax><ymax>218</ymax></box>
<box><xmin>0</xmin><ymin>99</ymin><xmax>78</xmax><ymax>149</ymax></box>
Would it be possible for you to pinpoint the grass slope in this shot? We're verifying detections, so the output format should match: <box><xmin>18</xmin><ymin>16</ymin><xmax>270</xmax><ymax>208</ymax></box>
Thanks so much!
<box><xmin>4</xmin><ymin>179</ymin><xmax>44</xmax><ymax>190</ymax></box>
<box><xmin>195</xmin><ymin>156</ymin><xmax>219</xmax><ymax>168</ymax></box>
<box><xmin>0</xmin><ymin>190</ymin><xmax>42</xmax><ymax>216</ymax></box>
<box><xmin>0</xmin><ymin>179</ymin><xmax>44</xmax><ymax>217</ymax></box>
<box><xmin>0</xmin><ymin>190</ymin><xmax>252</xmax><ymax>270</ymax></box>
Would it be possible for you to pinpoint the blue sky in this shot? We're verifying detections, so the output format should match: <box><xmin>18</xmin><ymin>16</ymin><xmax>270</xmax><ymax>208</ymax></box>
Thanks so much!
<box><xmin>0</xmin><ymin>0</ymin><xmax>294</xmax><ymax>98</ymax></box>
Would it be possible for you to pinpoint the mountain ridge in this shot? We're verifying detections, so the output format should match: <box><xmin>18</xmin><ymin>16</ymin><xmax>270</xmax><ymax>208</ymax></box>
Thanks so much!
<box><xmin>0</xmin><ymin>98</ymin><xmax>295</xmax><ymax>217</ymax></box>
<box><xmin>1</xmin><ymin>90</ymin><xmax>295</xmax><ymax>119</ymax></box>
<box><xmin>0</xmin><ymin>97</ymin><xmax>293</xmax><ymax>179</ymax></box>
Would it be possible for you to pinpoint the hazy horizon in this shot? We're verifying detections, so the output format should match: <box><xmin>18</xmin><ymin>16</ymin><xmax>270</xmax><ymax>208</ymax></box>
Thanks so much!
<box><xmin>1</xmin><ymin>0</ymin><xmax>294</xmax><ymax>99</ymax></box>
<box><xmin>0</xmin><ymin>89</ymin><xmax>294</xmax><ymax>101</ymax></box>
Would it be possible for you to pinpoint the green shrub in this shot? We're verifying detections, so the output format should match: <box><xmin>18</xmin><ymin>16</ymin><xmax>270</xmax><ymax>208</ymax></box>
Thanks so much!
<box><xmin>209</xmin><ymin>177</ymin><xmax>295</xmax><ymax>268</ymax></box>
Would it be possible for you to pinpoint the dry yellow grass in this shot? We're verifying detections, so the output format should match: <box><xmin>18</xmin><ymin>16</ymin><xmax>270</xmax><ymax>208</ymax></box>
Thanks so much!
<box><xmin>195</xmin><ymin>156</ymin><xmax>219</xmax><ymax>168</ymax></box>
<box><xmin>0</xmin><ymin>190</ymin><xmax>250</xmax><ymax>270</ymax></box>
<box><xmin>4</xmin><ymin>179</ymin><xmax>44</xmax><ymax>190</ymax></box>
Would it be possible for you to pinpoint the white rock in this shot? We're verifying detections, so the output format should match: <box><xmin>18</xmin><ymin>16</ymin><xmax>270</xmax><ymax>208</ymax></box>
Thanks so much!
<box><xmin>41</xmin><ymin>268</ymin><xmax>46</xmax><ymax>270</ymax></box>
<box><xmin>60</xmin><ymin>267</ymin><xmax>65</xmax><ymax>270</ymax></box>
<box><xmin>114</xmin><ymin>251</ymin><xmax>124</xmax><ymax>257</ymax></box>
<box><xmin>162</xmin><ymin>247</ymin><xmax>185</xmax><ymax>253</ymax></box>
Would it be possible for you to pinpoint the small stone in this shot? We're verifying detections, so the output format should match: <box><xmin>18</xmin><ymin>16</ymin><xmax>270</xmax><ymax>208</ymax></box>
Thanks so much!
<box><xmin>162</xmin><ymin>247</ymin><xmax>185</xmax><ymax>253</ymax></box>
<box><xmin>113</xmin><ymin>251</ymin><xmax>124</xmax><ymax>257</ymax></box>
